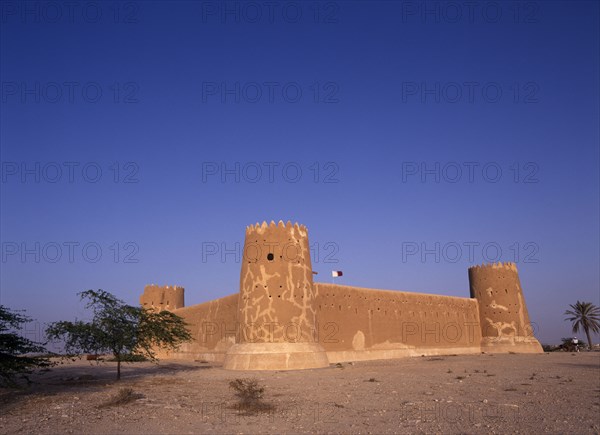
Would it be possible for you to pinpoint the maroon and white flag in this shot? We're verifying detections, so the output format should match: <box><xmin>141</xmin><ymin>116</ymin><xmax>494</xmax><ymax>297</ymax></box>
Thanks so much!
<box><xmin>331</xmin><ymin>271</ymin><xmax>343</xmax><ymax>277</ymax></box>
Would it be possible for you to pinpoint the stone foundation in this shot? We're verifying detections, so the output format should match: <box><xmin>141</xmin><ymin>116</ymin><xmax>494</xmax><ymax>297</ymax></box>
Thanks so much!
<box><xmin>223</xmin><ymin>342</ymin><xmax>329</xmax><ymax>370</ymax></box>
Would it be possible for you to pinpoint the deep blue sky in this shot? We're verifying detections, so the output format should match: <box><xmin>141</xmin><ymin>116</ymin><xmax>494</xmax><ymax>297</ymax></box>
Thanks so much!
<box><xmin>1</xmin><ymin>1</ymin><xmax>598</xmax><ymax>344</ymax></box>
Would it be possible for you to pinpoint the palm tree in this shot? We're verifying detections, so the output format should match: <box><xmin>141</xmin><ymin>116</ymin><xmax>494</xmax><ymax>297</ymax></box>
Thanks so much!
<box><xmin>564</xmin><ymin>301</ymin><xmax>600</xmax><ymax>350</ymax></box>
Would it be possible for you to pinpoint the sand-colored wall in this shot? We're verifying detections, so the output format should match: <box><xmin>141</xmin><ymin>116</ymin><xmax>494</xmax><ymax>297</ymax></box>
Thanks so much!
<box><xmin>223</xmin><ymin>221</ymin><xmax>329</xmax><ymax>370</ymax></box>
<box><xmin>143</xmin><ymin>225</ymin><xmax>542</xmax><ymax>369</ymax></box>
<box><xmin>140</xmin><ymin>285</ymin><xmax>184</xmax><ymax>311</ymax></box>
<box><xmin>237</xmin><ymin>221</ymin><xmax>319</xmax><ymax>343</ymax></box>
<box><xmin>469</xmin><ymin>262</ymin><xmax>542</xmax><ymax>353</ymax></box>
<box><xmin>314</xmin><ymin>283</ymin><xmax>483</xmax><ymax>362</ymax></box>
<box><xmin>159</xmin><ymin>293</ymin><xmax>239</xmax><ymax>362</ymax></box>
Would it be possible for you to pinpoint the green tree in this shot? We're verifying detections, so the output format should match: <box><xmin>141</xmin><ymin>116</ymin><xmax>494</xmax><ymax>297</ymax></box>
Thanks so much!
<box><xmin>564</xmin><ymin>301</ymin><xmax>600</xmax><ymax>350</ymax></box>
<box><xmin>0</xmin><ymin>305</ymin><xmax>52</xmax><ymax>386</ymax></box>
<box><xmin>46</xmin><ymin>290</ymin><xmax>191</xmax><ymax>380</ymax></box>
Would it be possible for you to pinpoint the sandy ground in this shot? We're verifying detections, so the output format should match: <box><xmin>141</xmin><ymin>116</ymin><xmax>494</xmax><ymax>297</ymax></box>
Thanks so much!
<box><xmin>1</xmin><ymin>352</ymin><xmax>599</xmax><ymax>434</ymax></box>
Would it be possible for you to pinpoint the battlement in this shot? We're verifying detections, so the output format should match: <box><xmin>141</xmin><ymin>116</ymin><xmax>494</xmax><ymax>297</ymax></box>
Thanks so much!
<box><xmin>468</xmin><ymin>262</ymin><xmax>518</xmax><ymax>272</ymax></box>
<box><xmin>245</xmin><ymin>220</ymin><xmax>308</xmax><ymax>234</ymax></box>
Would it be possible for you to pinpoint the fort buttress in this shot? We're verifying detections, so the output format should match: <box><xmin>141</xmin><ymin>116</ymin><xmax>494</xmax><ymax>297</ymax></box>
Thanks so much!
<box><xmin>140</xmin><ymin>221</ymin><xmax>542</xmax><ymax>370</ymax></box>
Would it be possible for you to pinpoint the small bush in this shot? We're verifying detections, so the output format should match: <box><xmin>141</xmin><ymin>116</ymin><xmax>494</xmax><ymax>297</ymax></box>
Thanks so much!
<box><xmin>229</xmin><ymin>378</ymin><xmax>274</xmax><ymax>415</ymax></box>
<box><xmin>99</xmin><ymin>388</ymin><xmax>143</xmax><ymax>407</ymax></box>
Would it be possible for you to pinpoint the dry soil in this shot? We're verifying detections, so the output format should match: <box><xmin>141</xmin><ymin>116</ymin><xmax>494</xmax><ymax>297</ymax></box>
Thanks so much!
<box><xmin>1</xmin><ymin>352</ymin><xmax>599</xmax><ymax>434</ymax></box>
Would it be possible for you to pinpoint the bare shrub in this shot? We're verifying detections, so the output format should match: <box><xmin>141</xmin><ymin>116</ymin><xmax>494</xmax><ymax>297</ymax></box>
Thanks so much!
<box><xmin>99</xmin><ymin>388</ymin><xmax>143</xmax><ymax>408</ymax></box>
<box><xmin>228</xmin><ymin>378</ymin><xmax>275</xmax><ymax>415</ymax></box>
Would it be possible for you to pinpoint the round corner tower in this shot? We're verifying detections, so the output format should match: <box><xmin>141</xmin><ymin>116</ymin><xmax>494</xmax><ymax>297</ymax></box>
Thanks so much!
<box><xmin>469</xmin><ymin>262</ymin><xmax>542</xmax><ymax>353</ymax></box>
<box><xmin>140</xmin><ymin>285</ymin><xmax>184</xmax><ymax>311</ymax></box>
<box><xmin>223</xmin><ymin>220</ymin><xmax>329</xmax><ymax>370</ymax></box>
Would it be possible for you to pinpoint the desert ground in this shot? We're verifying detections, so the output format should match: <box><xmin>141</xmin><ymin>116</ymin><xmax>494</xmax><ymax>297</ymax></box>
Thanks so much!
<box><xmin>1</xmin><ymin>352</ymin><xmax>599</xmax><ymax>434</ymax></box>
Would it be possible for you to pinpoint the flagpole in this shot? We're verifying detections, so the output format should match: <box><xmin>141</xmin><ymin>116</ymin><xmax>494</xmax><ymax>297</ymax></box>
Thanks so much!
<box><xmin>331</xmin><ymin>270</ymin><xmax>342</xmax><ymax>285</ymax></box>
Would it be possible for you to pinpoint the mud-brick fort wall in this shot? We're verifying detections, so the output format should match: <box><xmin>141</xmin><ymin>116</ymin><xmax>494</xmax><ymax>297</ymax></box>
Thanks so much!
<box><xmin>314</xmin><ymin>284</ymin><xmax>482</xmax><ymax>362</ymax></box>
<box><xmin>141</xmin><ymin>221</ymin><xmax>542</xmax><ymax>369</ymax></box>
<box><xmin>235</xmin><ymin>221</ymin><xmax>319</xmax><ymax>344</ymax></box>
<box><xmin>140</xmin><ymin>285</ymin><xmax>184</xmax><ymax>311</ymax></box>
<box><xmin>139</xmin><ymin>286</ymin><xmax>239</xmax><ymax>361</ymax></box>
<box><xmin>222</xmin><ymin>221</ymin><xmax>329</xmax><ymax>370</ymax></box>
<box><xmin>469</xmin><ymin>262</ymin><xmax>542</xmax><ymax>353</ymax></box>
<box><xmin>165</xmin><ymin>294</ymin><xmax>239</xmax><ymax>361</ymax></box>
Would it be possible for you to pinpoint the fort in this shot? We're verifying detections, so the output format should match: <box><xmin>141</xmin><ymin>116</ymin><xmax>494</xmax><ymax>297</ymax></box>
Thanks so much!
<box><xmin>140</xmin><ymin>221</ymin><xmax>542</xmax><ymax>370</ymax></box>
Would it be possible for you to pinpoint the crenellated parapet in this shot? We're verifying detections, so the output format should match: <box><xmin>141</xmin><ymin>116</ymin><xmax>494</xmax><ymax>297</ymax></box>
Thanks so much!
<box><xmin>245</xmin><ymin>220</ymin><xmax>308</xmax><ymax>234</ymax></box>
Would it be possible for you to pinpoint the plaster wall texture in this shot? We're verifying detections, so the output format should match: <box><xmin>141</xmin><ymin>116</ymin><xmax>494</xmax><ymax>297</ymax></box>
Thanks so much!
<box><xmin>469</xmin><ymin>262</ymin><xmax>543</xmax><ymax>353</ymax></box>
<box><xmin>314</xmin><ymin>283</ymin><xmax>483</xmax><ymax>362</ymax></box>
<box><xmin>155</xmin><ymin>293</ymin><xmax>238</xmax><ymax>362</ymax></box>
<box><xmin>223</xmin><ymin>221</ymin><xmax>329</xmax><ymax>370</ymax></box>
